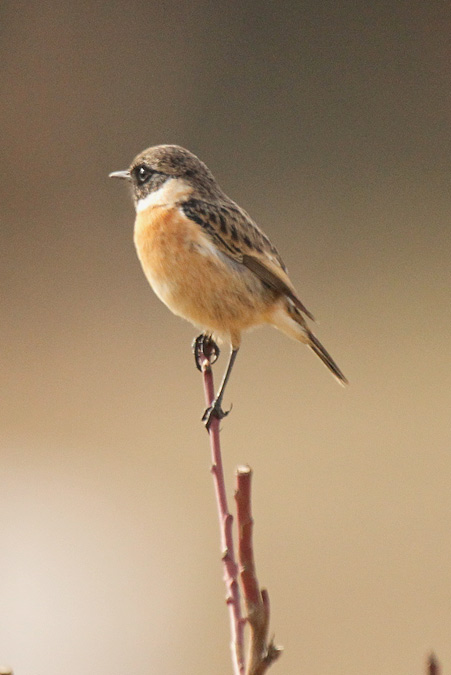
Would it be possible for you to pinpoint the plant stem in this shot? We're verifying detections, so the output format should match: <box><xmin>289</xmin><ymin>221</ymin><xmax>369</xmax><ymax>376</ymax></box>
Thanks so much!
<box><xmin>198</xmin><ymin>344</ymin><xmax>245</xmax><ymax>675</ymax></box>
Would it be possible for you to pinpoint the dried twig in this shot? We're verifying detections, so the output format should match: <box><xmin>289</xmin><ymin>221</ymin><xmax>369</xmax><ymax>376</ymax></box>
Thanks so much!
<box><xmin>194</xmin><ymin>336</ymin><xmax>280</xmax><ymax>674</ymax></box>
<box><xmin>195</xmin><ymin>337</ymin><xmax>245</xmax><ymax>675</ymax></box>
<box><xmin>428</xmin><ymin>653</ymin><xmax>439</xmax><ymax>675</ymax></box>
<box><xmin>235</xmin><ymin>466</ymin><xmax>282</xmax><ymax>675</ymax></box>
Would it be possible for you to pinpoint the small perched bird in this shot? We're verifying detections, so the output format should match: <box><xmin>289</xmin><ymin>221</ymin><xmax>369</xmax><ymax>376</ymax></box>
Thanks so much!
<box><xmin>110</xmin><ymin>145</ymin><xmax>347</xmax><ymax>426</ymax></box>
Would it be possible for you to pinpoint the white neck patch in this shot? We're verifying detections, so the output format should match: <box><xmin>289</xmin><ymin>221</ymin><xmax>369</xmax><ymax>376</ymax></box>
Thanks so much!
<box><xmin>136</xmin><ymin>178</ymin><xmax>193</xmax><ymax>213</ymax></box>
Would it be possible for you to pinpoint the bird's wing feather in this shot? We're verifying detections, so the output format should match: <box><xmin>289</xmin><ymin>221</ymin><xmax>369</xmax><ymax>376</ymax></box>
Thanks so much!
<box><xmin>181</xmin><ymin>198</ymin><xmax>314</xmax><ymax>320</ymax></box>
<box><xmin>241</xmin><ymin>254</ymin><xmax>314</xmax><ymax>320</ymax></box>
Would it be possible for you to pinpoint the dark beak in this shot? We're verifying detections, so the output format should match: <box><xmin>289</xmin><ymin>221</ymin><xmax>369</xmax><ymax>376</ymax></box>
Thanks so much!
<box><xmin>108</xmin><ymin>170</ymin><xmax>131</xmax><ymax>180</ymax></box>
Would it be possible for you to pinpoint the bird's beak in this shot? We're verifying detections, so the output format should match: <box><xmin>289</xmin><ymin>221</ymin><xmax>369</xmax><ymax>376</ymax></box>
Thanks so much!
<box><xmin>108</xmin><ymin>170</ymin><xmax>131</xmax><ymax>180</ymax></box>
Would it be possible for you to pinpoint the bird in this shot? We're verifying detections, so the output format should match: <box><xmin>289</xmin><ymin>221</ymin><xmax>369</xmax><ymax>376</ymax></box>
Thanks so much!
<box><xmin>109</xmin><ymin>145</ymin><xmax>347</xmax><ymax>427</ymax></box>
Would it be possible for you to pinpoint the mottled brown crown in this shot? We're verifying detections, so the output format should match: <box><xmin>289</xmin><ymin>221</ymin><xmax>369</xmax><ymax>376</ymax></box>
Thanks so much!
<box><xmin>127</xmin><ymin>144</ymin><xmax>223</xmax><ymax>202</ymax></box>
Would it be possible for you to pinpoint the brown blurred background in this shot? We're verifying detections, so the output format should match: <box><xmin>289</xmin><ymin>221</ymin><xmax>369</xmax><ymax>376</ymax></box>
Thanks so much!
<box><xmin>1</xmin><ymin>1</ymin><xmax>450</xmax><ymax>673</ymax></box>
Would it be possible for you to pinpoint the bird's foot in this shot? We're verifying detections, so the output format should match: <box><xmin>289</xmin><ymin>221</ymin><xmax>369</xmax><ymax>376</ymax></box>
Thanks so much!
<box><xmin>192</xmin><ymin>334</ymin><xmax>220</xmax><ymax>371</ymax></box>
<box><xmin>202</xmin><ymin>398</ymin><xmax>232</xmax><ymax>430</ymax></box>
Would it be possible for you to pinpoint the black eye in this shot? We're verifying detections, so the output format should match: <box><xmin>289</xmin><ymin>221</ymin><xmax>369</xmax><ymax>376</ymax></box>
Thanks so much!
<box><xmin>135</xmin><ymin>164</ymin><xmax>153</xmax><ymax>185</ymax></box>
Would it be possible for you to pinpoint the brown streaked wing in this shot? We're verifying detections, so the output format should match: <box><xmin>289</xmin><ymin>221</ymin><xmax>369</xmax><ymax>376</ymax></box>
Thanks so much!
<box><xmin>181</xmin><ymin>198</ymin><xmax>314</xmax><ymax>321</ymax></box>
<box><xmin>242</xmin><ymin>254</ymin><xmax>315</xmax><ymax>321</ymax></box>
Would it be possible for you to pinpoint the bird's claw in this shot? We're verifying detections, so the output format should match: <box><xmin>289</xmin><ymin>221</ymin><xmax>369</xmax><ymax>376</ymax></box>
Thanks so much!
<box><xmin>192</xmin><ymin>334</ymin><xmax>220</xmax><ymax>371</ymax></box>
<box><xmin>202</xmin><ymin>399</ymin><xmax>232</xmax><ymax>429</ymax></box>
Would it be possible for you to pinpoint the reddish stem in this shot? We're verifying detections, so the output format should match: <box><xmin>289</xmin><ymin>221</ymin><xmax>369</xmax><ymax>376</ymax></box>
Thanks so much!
<box><xmin>236</xmin><ymin>467</ymin><xmax>282</xmax><ymax>675</ymax></box>
<box><xmin>199</xmin><ymin>348</ymin><xmax>245</xmax><ymax>675</ymax></box>
<box><xmin>428</xmin><ymin>654</ymin><xmax>439</xmax><ymax>675</ymax></box>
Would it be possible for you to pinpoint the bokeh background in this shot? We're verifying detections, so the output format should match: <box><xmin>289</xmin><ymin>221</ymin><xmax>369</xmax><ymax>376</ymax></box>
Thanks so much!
<box><xmin>1</xmin><ymin>1</ymin><xmax>450</xmax><ymax>673</ymax></box>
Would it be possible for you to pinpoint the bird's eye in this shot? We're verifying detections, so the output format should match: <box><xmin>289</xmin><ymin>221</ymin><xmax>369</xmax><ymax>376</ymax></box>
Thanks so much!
<box><xmin>135</xmin><ymin>165</ymin><xmax>153</xmax><ymax>184</ymax></box>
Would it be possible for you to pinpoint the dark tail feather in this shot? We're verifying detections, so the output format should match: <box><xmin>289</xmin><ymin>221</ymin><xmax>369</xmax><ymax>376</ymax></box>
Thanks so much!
<box><xmin>307</xmin><ymin>331</ymin><xmax>348</xmax><ymax>385</ymax></box>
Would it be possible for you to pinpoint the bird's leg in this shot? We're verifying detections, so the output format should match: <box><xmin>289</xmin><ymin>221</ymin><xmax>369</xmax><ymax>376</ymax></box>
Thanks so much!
<box><xmin>202</xmin><ymin>347</ymin><xmax>239</xmax><ymax>429</ymax></box>
<box><xmin>192</xmin><ymin>333</ymin><xmax>220</xmax><ymax>371</ymax></box>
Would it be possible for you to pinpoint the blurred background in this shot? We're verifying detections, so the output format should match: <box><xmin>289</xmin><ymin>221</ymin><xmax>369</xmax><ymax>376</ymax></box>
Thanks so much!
<box><xmin>1</xmin><ymin>1</ymin><xmax>450</xmax><ymax>673</ymax></box>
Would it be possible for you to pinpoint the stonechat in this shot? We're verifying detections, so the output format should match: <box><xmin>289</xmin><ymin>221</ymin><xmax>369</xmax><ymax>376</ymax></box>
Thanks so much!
<box><xmin>110</xmin><ymin>145</ymin><xmax>347</xmax><ymax>426</ymax></box>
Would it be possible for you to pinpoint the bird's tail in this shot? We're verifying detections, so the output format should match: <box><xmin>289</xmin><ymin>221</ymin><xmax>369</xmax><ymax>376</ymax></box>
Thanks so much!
<box><xmin>306</xmin><ymin>330</ymin><xmax>348</xmax><ymax>385</ymax></box>
<box><xmin>270</xmin><ymin>302</ymin><xmax>348</xmax><ymax>385</ymax></box>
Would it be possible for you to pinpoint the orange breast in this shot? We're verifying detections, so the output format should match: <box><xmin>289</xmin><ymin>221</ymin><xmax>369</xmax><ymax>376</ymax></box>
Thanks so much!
<box><xmin>134</xmin><ymin>205</ymin><xmax>216</xmax><ymax>307</ymax></box>
<box><xmin>134</xmin><ymin>206</ymin><xmax>194</xmax><ymax>285</ymax></box>
<box><xmin>133</xmin><ymin>205</ymin><xmax>273</xmax><ymax>342</ymax></box>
